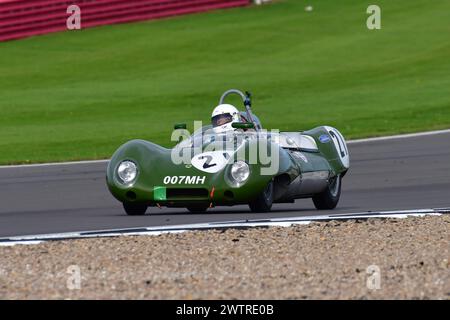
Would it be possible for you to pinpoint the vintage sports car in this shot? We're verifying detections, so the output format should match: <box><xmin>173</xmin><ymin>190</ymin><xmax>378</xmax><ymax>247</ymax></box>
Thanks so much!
<box><xmin>106</xmin><ymin>89</ymin><xmax>350</xmax><ymax>215</ymax></box>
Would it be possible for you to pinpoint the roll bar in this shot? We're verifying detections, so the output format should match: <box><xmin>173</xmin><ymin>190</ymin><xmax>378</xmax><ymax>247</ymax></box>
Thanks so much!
<box><xmin>219</xmin><ymin>89</ymin><xmax>259</xmax><ymax>131</ymax></box>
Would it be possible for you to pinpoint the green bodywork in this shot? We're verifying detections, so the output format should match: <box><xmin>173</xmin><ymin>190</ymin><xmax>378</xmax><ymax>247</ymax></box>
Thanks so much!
<box><xmin>106</xmin><ymin>125</ymin><xmax>349</xmax><ymax>208</ymax></box>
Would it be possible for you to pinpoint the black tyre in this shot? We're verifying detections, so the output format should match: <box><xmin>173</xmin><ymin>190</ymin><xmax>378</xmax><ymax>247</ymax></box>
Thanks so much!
<box><xmin>312</xmin><ymin>175</ymin><xmax>342</xmax><ymax>210</ymax></box>
<box><xmin>249</xmin><ymin>181</ymin><xmax>274</xmax><ymax>213</ymax></box>
<box><xmin>123</xmin><ymin>202</ymin><xmax>148</xmax><ymax>216</ymax></box>
<box><xmin>186</xmin><ymin>206</ymin><xmax>208</xmax><ymax>213</ymax></box>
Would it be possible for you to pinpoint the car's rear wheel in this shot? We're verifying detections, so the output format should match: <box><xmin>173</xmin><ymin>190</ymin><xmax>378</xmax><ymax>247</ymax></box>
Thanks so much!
<box><xmin>123</xmin><ymin>202</ymin><xmax>148</xmax><ymax>215</ymax></box>
<box><xmin>186</xmin><ymin>206</ymin><xmax>208</xmax><ymax>213</ymax></box>
<box><xmin>249</xmin><ymin>180</ymin><xmax>274</xmax><ymax>213</ymax></box>
<box><xmin>312</xmin><ymin>175</ymin><xmax>342</xmax><ymax>210</ymax></box>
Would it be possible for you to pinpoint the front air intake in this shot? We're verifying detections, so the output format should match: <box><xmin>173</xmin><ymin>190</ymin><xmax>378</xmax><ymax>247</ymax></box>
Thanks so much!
<box><xmin>166</xmin><ymin>188</ymin><xmax>209</xmax><ymax>200</ymax></box>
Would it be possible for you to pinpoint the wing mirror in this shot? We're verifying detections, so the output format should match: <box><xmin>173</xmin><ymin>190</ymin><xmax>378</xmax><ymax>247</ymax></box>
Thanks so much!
<box><xmin>232</xmin><ymin>122</ymin><xmax>255</xmax><ymax>129</ymax></box>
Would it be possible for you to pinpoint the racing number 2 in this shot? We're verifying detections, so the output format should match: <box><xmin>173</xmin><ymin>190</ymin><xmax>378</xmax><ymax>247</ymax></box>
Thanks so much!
<box><xmin>200</xmin><ymin>155</ymin><xmax>216</xmax><ymax>169</ymax></box>
<box><xmin>200</xmin><ymin>153</ymin><xmax>230</xmax><ymax>169</ymax></box>
<box><xmin>329</xmin><ymin>130</ymin><xmax>347</xmax><ymax>158</ymax></box>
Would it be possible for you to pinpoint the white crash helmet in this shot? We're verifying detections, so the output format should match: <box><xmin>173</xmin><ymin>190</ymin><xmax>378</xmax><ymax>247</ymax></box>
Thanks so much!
<box><xmin>211</xmin><ymin>104</ymin><xmax>240</xmax><ymax>133</ymax></box>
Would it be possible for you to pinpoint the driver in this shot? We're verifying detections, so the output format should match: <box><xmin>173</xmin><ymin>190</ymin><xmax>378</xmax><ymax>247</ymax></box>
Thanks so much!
<box><xmin>211</xmin><ymin>104</ymin><xmax>240</xmax><ymax>134</ymax></box>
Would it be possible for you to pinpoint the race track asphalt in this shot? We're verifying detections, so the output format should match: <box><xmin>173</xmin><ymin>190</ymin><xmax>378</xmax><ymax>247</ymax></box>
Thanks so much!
<box><xmin>0</xmin><ymin>132</ymin><xmax>449</xmax><ymax>237</ymax></box>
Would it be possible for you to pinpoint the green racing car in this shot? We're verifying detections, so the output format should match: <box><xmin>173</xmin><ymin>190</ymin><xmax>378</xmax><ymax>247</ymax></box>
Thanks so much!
<box><xmin>106</xmin><ymin>89</ymin><xmax>350</xmax><ymax>215</ymax></box>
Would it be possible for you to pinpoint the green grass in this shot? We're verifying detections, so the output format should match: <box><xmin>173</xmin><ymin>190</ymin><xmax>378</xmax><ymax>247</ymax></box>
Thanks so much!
<box><xmin>0</xmin><ymin>0</ymin><xmax>449</xmax><ymax>164</ymax></box>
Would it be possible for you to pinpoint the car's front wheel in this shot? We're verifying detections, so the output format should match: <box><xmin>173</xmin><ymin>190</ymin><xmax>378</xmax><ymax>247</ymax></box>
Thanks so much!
<box><xmin>123</xmin><ymin>202</ymin><xmax>148</xmax><ymax>215</ymax></box>
<box><xmin>249</xmin><ymin>180</ymin><xmax>274</xmax><ymax>213</ymax></box>
<box><xmin>312</xmin><ymin>175</ymin><xmax>342</xmax><ymax>210</ymax></box>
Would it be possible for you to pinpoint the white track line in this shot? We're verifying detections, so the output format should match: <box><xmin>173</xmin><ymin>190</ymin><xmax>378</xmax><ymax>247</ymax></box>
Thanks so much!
<box><xmin>0</xmin><ymin>129</ymin><xmax>449</xmax><ymax>169</ymax></box>
<box><xmin>0</xmin><ymin>208</ymin><xmax>446</xmax><ymax>245</ymax></box>
<box><xmin>0</xmin><ymin>240</ymin><xmax>43</xmax><ymax>247</ymax></box>
<box><xmin>347</xmin><ymin>129</ymin><xmax>450</xmax><ymax>144</ymax></box>
<box><xmin>0</xmin><ymin>159</ymin><xmax>108</xmax><ymax>169</ymax></box>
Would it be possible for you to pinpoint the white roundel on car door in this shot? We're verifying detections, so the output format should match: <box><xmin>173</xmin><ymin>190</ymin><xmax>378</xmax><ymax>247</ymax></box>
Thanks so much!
<box><xmin>191</xmin><ymin>151</ymin><xmax>233</xmax><ymax>173</ymax></box>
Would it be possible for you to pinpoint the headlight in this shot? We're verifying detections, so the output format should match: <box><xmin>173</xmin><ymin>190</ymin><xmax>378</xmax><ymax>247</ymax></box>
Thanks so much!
<box><xmin>117</xmin><ymin>160</ymin><xmax>138</xmax><ymax>185</ymax></box>
<box><xmin>230</xmin><ymin>161</ymin><xmax>250</xmax><ymax>183</ymax></box>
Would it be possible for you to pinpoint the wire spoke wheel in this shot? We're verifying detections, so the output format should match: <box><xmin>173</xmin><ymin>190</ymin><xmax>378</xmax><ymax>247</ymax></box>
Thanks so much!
<box><xmin>312</xmin><ymin>174</ymin><xmax>342</xmax><ymax>210</ymax></box>
<box><xmin>249</xmin><ymin>180</ymin><xmax>274</xmax><ymax>213</ymax></box>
